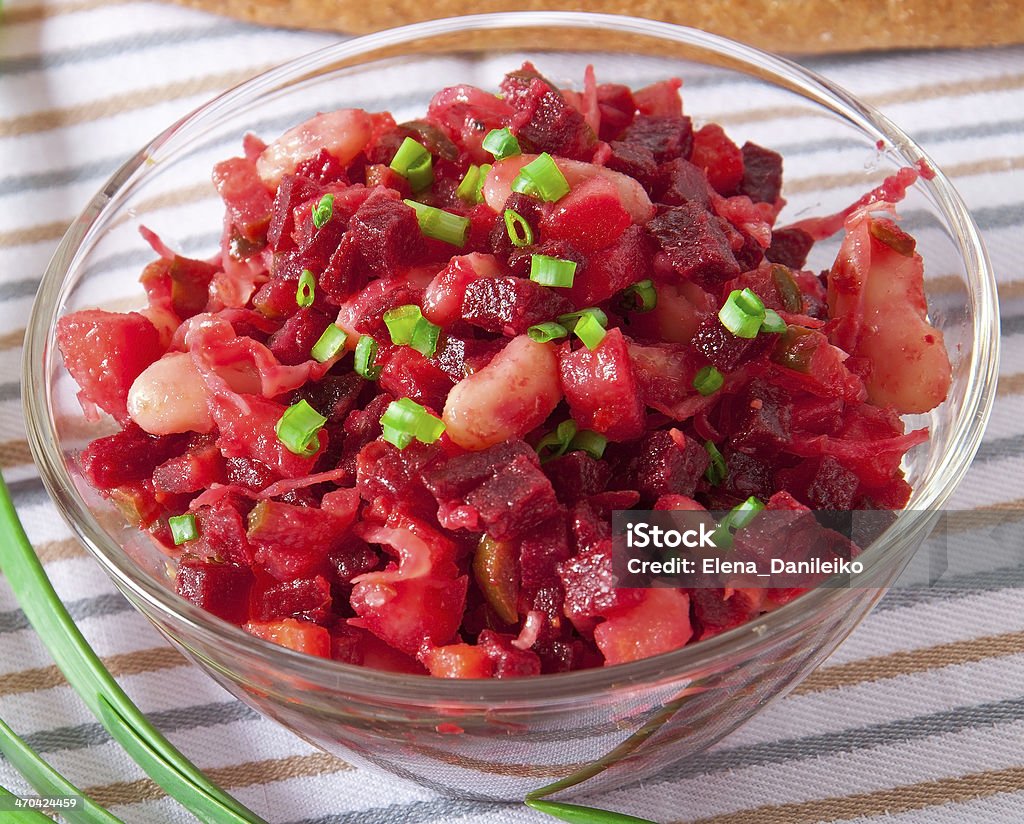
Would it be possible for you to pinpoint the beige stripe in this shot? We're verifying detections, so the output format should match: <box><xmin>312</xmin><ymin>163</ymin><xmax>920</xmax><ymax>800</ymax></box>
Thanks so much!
<box><xmin>0</xmin><ymin>439</ymin><xmax>33</xmax><ymax>469</ymax></box>
<box><xmin>0</xmin><ymin>220</ymin><xmax>69</xmax><ymax>249</ymax></box>
<box><xmin>680</xmin><ymin>766</ymin><xmax>1024</xmax><ymax>824</ymax></box>
<box><xmin>0</xmin><ymin>646</ymin><xmax>186</xmax><ymax>698</ymax></box>
<box><xmin>795</xmin><ymin>630</ymin><xmax>1024</xmax><ymax>695</ymax></box>
<box><xmin>0</xmin><ymin>328</ymin><xmax>26</xmax><ymax>351</ymax></box>
<box><xmin>1</xmin><ymin>0</ymin><xmax>132</xmax><ymax>25</ymax></box>
<box><xmin>0</xmin><ymin>64</ymin><xmax>276</xmax><ymax>139</ymax></box>
<box><xmin>722</xmin><ymin>72</ymin><xmax>1024</xmax><ymax>127</ymax></box>
<box><xmin>83</xmin><ymin>752</ymin><xmax>349</xmax><ymax>808</ymax></box>
<box><xmin>786</xmin><ymin>154</ymin><xmax>1024</xmax><ymax>196</ymax></box>
<box><xmin>34</xmin><ymin>537</ymin><xmax>88</xmax><ymax>564</ymax></box>
<box><xmin>999</xmin><ymin>372</ymin><xmax>1024</xmax><ymax>397</ymax></box>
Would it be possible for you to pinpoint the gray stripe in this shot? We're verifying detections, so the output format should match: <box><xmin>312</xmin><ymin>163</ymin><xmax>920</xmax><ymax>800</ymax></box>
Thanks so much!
<box><xmin>0</xmin><ymin>23</ymin><xmax>256</xmax><ymax>75</ymax></box>
<box><xmin>879</xmin><ymin>561</ymin><xmax>1024</xmax><ymax>611</ymax></box>
<box><xmin>7</xmin><ymin>477</ymin><xmax>48</xmax><ymax>509</ymax></box>
<box><xmin>0</xmin><ymin>592</ymin><xmax>132</xmax><ymax>635</ymax></box>
<box><xmin>974</xmin><ymin>432</ymin><xmax>1024</xmax><ymax>463</ymax></box>
<box><xmin>0</xmin><ymin>381</ymin><xmax>23</xmax><ymax>402</ymax></box>
<box><xmin>288</xmin><ymin>692</ymin><xmax>1024</xmax><ymax>824</ymax></box>
<box><xmin>13</xmin><ymin>700</ymin><xmax>258</xmax><ymax>756</ymax></box>
<box><xmin>771</xmin><ymin>115</ymin><xmax>1024</xmax><ymax>158</ymax></box>
<box><xmin>0</xmin><ymin>156</ymin><xmax>131</xmax><ymax>197</ymax></box>
<box><xmin>0</xmin><ymin>277</ymin><xmax>41</xmax><ymax>301</ymax></box>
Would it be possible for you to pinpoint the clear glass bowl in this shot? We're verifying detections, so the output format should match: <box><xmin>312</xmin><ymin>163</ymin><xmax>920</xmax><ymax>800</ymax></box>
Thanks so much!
<box><xmin>23</xmin><ymin>12</ymin><xmax>998</xmax><ymax>802</ymax></box>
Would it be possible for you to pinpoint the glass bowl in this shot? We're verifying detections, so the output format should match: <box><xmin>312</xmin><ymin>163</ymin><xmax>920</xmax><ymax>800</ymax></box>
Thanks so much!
<box><xmin>23</xmin><ymin>12</ymin><xmax>998</xmax><ymax>802</ymax></box>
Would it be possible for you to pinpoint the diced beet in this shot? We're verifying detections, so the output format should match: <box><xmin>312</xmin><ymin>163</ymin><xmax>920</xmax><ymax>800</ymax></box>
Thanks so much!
<box><xmin>340</xmin><ymin>394</ymin><xmax>392</xmax><ymax>469</ymax></box>
<box><xmin>423</xmin><ymin>253</ymin><xmax>500</xmax><ymax>327</ymax></box>
<box><xmin>657</xmin><ymin>158</ymin><xmax>711</xmax><ymax>207</ymax></box>
<box><xmin>558</xmin><ymin>539</ymin><xmax>644</xmax><ymax>622</ymax></box>
<box><xmin>139</xmin><ymin>255</ymin><xmax>218</xmax><ymax>320</ymax></box>
<box><xmin>518</xmin><ymin>516</ymin><xmax>571</xmax><ymax>597</ymax></box>
<box><xmin>619</xmin><ymin>115</ymin><xmax>693</xmax><ymax>162</ymax></box>
<box><xmin>175</xmin><ymin>559</ymin><xmax>254</xmax><ymax>625</ymax></box>
<box><xmin>690</xmin><ymin>124</ymin><xmax>744</xmax><ymax>196</ymax></box>
<box><xmin>567</xmin><ymin>224</ymin><xmax>652</xmax><ymax>307</ymax></box>
<box><xmin>605</xmin><ymin>141</ymin><xmax>660</xmax><ymax>192</ymax></box>
<box><xmin>461</xmin><ymin>276</ymin><xmax>571</xmax><ymax>336</ymax></box>
<box><xmin>423</xmin><ymin>439</ymin><xmax>537</xmax><ymax>502</ymax></box>
<box><xmin>224</xmin><ymin>456</ymin><xmax>277</xmax><ymax>492</ymax></box>
<box><xmin>327</xmin><ymin>535</ymin><xmax>381</xmax><ymax>586</ymax></box>
<box><xmin>294</xmin><ymin>148</ymin><xmax>347</xmax><ymax>185</ymax></box>
<box><xmin>248</xmin><ymin>499</ymin><xmax>355</xmax><ymax>581</ymax></box>
<box><xmin>356</xmin><ymin>439</ymin><xmax>442</xmax><ymax>517</ymax></box>
<box><xmin>57</xmin><ymin>309</ymin><xmax>164</xmax><ymax>423</ymax></box>
<box><xmin>152</xmin><ymin>441</ymin><xmax>226</xmax><ymax>494</ymax></box>
<box><xmin>212</xmin><ymin>156</ymin><xmax>273</xmax><ymax>242</ymax></box>
<box><xmin>193</xmin><ymin>492</ymin><xmax>254</xmax><ymax>565</ymax></box>
<box><xmin>464</xmin><ymin>452</ymin><xmax>561</xmax><ymax>541</ymax></box>
<box><xmin>721</xmin><ymin>450</ymin><xmax>775</xmax><ymax>503</ymax></box>
<box><xmin>766</xmin><ymin>226</ymin><xmax>815</xmax><ymax>269</ymax></box>
<box><xmin>379</xmin><ymin>346</ymin><xmax>454</xmax><ymax>411</ymax></box>
<box><xmin>500</xmin><ymin>63</ymin><xmax>596</xmax><ymax>161</ymax></box>
<box><xmin>542</xmin><ymin>451</ymin><xmax>612</xmax><ymax>505</ymax></box>
<box><xmin>559</xmin><ymin>328</ymin><xmax>646</xmax><ymax>441</ymax></box>
<box><xmin>633</xmin><ymin>78</ymin><xmax>683</xmax><ymax>117</ymax></box>
<box><xmin>722</xmin><ymin>380</ymin><xmax>794</xmax><ymax>457</ymax></box>
<box><xmin>634</xmin><ymin>429</ymin><xmax>709</xmax><ymax>501</ymax></box>
<box><xmin>596</xmin><ymin>83</ymin><xmax>637</xmax><ymax>141</ymax></box>
<box><xmin>346</xmin><ymin>188</ymin><xmax>427</xmax><ymax>278</ymax></box>
<box><xmin>251</xmin><ymin>277</ymin><xmax>303</xmax><ymax>319</ymax></box>
<box><xmin>80</xmin><ymin>424</ymin><xmax>189</xmax><ymax>490</ymax></box>
<box><xmin>267</xmin><ymin>308</ymin><xmax>332</xmax><ymax>365</ymax></box>
<box><xmin>335</xmin><ymin>276</ymin><xmax>424</xmax><ymax>338</ymax></box>
<box><xmin>739</xmin><ymin>142</ymin><xmax>783</xmax><ymax>204</ymax></box>
<box><xmin>298</xmin><ymin>372</ymin><xmax>364</xmax><ymax>423</ymax></box>
<box><xmin>776</xmin><ymin>455</ymin><xmax>861</xmax><ymax>509</ymax></box>
<box><xmin>692</xmin><ymin>315</ymin><xmax>772</xmax><ymax>371</ymax></box>
<box><xmin>267</xmin><ymin>174</ymin><xmax>322</xmax><ymax>251</ymax></box>
<box><xmin>254</xmin><ymin>575</ymin><xmax>332</xmax><ymax>624</ymax></box>
<box><xmin>646</xmin><ymin>203</ymin><xmax>741</xmax><ymax>286</ymax></box>
<box><xmin>477</xmin><ymin>630</ymin><xmax>542</xmax><ymax>677</ymax></box>
<box><xmin>690</xmin><ymin>588</ymin><xmax>760</xmax><ymax>640</ymax></box>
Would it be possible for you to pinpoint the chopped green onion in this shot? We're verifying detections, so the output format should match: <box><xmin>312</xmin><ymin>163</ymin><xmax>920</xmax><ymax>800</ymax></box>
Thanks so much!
<box><xmin>693</xmin><ymin>365</ymin><xmax>724</xmax><ymax>396</ymax></box>
<box><xmin>726</xmin><ymin>496</ymin><xmax>766</xmax><ymax>530</ymax></box>
<box><xmin>354</xmin><ymin>334</ymin><xmax>381</xmax><ymax>380</ymax></box>
<box><xmin>456</xmin><ymin>165</ymin><xmax>483</xmax><ymax>203</ymax></box>
<box><xmin>383</xmin><ymin>304</ymin><xmax>423</xmax><ymax>346</ymax></box>
<box><xmin>574</xmin><ymin>313</ymin><xmax>607</xmax><ymax>350</ymax></box>
<box><xmin>511</xmin><ymin>152</ymin><xmax>571</xmax><ymax>202</ymax></box>
<box><xmin>477</xmin><ymin>163</ymin><xmax>492</xmax><ymax>196</ymax></box>
<box><xmin>713</xmin><ymin>495</ymin><xmax>766</xmax><ymax>549</ymax></box>
<box><xmin>410</xmin><ymin>317</ymin><xmax>441</xmax><ymax>357</ymax></box>
<box><xmin>380</xmin><ymin>397</ymin><xmax>446</xmax><ymax>450</ymax></box>
<box><xmin>390</xmin><ymin>137</ymin><xmax>434</xmax><ymax>191</ymax></box>
<box><xmin>761</xmin><ymin>308</ymin><xmax>787</xmax><ymax>334</ymax></box>
<box><xmin>404</xmin><ymin>199</ymin><xmax>470</xmax><ymax>247</ymax></box>
<box><xmin>296</xmin><ymin>269</ymin><xmax>316</xmax><ymax>308</ymax></box>
<box><xmin>504</xmin><ymin>208</ymin><xmax>534</xmax><ymax>247</ymax></box>
<box><xmin>569</xmin><ymin>429</ymin><xmax>607</xmax><ymax>460</ymax></box>
<box><xmin>536</xmin><ymin>419</ymin><xmax>578</xmax><ymax>461</ymax></box>
<box><xmin>311</xmin><ymin>193</ymin><xmax>335</xmax><ymax>229</ymax></box>
<box><xmin>530</xmin><ymin>254</ymin><xmax>577</xmax><ymax>288</ymax></box>
<box><xmin>482</xmin><ymin>127</ymin><xmax>521</xmax><ymax>160</ymax></box>
<box><xmin>719</xmin><ymin>287</ymin><xmax>766</xmax><ymax>339</ymax></box>
<box><xmin>310</xmin><ymin>324</ymin><xmax>348</xmax><ymax>363</ymax></box>
<box><xmin>168</xmin><ymin>513</ymin><xmax>198</xmax><ymax>545</ymax></box>
<box><xmin>558</xmin><ymin>307</ymin><xmax>608</xmax><ymax>332</ymax></box>
<box><xmin>704</xmin><ymin>441</ymin><xmax>727</xmax><ymax>486</ymax></box>
<box><xmin>527</xmin><ymin>322</ymin><xmax>569</xmax><ymax>343</ymax></box>
<box><xmin>275</xmin><ymin>399</ymin><xmax>326</xmax><ymax>457</ymax></box>
<box><xmin>620</xmin><ymin>279</ymin><xmax>658</xmax><ymax>313</ymax></box>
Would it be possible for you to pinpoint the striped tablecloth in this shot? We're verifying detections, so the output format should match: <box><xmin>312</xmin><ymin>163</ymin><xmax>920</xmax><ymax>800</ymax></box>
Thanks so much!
<box><xmin>2</xmin><ymin>3</ymin><xmax>1023</xmax><ymax>822</ymax></box>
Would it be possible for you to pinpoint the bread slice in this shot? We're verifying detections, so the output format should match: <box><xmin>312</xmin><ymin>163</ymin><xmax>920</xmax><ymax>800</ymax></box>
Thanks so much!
<box><xmin>166</xmin><ymin>0</ymin><xmax>1024</xmax><ymax>54</ymax></box>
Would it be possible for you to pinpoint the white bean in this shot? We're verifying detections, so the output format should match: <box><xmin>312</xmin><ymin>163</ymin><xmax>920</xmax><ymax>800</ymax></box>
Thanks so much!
<box><xmin>127</xmin><ymin>352</ymin><xmax>214</xmax><ymax>435</ymax></box>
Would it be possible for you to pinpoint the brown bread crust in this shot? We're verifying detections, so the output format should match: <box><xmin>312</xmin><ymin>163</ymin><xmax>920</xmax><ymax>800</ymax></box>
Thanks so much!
<box><xmin>167</xmin><ymin>0</ymin><xmax>1024</xmax><ymax>54</ymax></box>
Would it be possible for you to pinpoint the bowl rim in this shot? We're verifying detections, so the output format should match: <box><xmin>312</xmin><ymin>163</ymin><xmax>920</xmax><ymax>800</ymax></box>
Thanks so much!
<box><xmin>23</xmin><ymin>10</ymin><xmax>1000</xmax><ymax>705</ymax></box>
